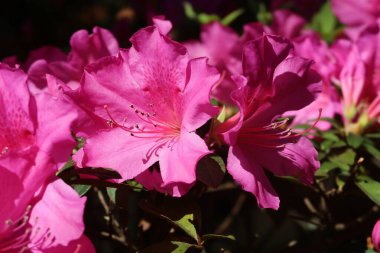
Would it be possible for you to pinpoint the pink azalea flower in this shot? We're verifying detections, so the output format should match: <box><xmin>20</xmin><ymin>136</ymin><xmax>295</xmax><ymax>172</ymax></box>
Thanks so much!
<box><xmin>332</xmin><ymin>25</ymin><xmax>380</xmax><ymax>132</ymax></box>
<box><xmin>332</xmin><ymin>0</ymin><xmax>380</xmax><ymax>39</ymax></box>
<box><xmin>0</xmin><ymin>64</ymin><xmax>93</xmax><ymax>252</ymax></box>
<box><xmin>285</xmin><ymin>33</ymin><xmax>341</xmax><ymax>130</ymax></box>
<box><xmin>185</xmin><ymin>11</ymin><xmax>305</xmax><ymax>104</ymax></box>
<box><xmin>372</xmin><ymin>220</ymin><xmax>380</xmax><ymax>251</ymax></box>
<box><xmin>27</xmin><ymin>27</ymin><xmax>119</xmax><ymax>90</ymax></box>
<box><xmin>214</xmin><ymin>35</ymin><xmax>321</xmax><ymax>209</ymax></box>
<box><xmin>242</xmin><ymin>10</ymin><xmax>306</xmax><ymax>41</ymax></box>
<box><xmin>185</xmin><ymin>22</ymin><xmax>241</xmax><ymax>104</ymax></box>
<box><xmin>71</xmin><ymin>25</ymin><xmax>220</xmax><ymax>196</ymax></box>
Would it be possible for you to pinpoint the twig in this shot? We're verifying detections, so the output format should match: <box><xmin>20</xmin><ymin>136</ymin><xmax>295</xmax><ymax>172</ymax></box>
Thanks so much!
<box><xmin>214</xmin><ymin>193</ymin><xmax>247</xmax><ymax>234</ymax></box>
<box><xmin>94</xmin><ymin>187</ymin><xmax>138</xmax><ymax>251</ymax></box>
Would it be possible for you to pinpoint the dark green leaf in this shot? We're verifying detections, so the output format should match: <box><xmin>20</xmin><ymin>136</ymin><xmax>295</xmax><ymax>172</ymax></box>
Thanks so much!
<box><xmin>141</xmin><ymin>240</ymin><xmax>200</xmax><ymax>253</ymax></box>
<box><xmin>356</xmin><ymin>175</ymin><xmax>380</xmax><ymax>206</ymax></box>
<box><xmin>202</xmin><ymin>234</ymin><xmax>235</xmax><ymax>241</ymax></box>
<box><xmin>347</xmin><ymin>133</ymin><xmax>364</xmax><ymax>148</ymax></box>
<box><xmin>365</xmin><ymin>133</ymin><xmax>380</xmax><ymax>139</ymax></box>
<box><xmin>329</xmin><ymin>148</ymin><xmax>356</xmax><ymax>171</ymax></box>
<box><xmin>315</xmin><ymin>161</ymin><xmax>338</xmax><ymax>177</ymax></box>
<box><xmin>140</xmin><ymin>198</ymin><xmax>201</xmax><ymax>243</ymax></box>
<box><xmin>72</xmin><ymin>184</ymin><xmax>91</xmax><ymax>197</ymax></box>
<box><xmin>196</xmin><ymin>155</ymin><xmax>226</xmax><ymax>188</ymax></box>
<box><xmin>322</xmin><ymin>132</ymin><xmax>340</xmax><ymax>141</ymax></box>
<box><xmin>106</xmin><ymin>187</ymin><xmax>117</xmax><ymax>203</ymax></box>
<box><xmin>56</xmin><ymin>158</ymin><xmax>74</xmax><ymax>176</ymax></box>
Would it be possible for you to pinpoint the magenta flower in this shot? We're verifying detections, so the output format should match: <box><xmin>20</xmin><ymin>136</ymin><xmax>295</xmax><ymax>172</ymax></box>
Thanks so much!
<box><xmin>71</xmin><ymin>25</ymin><xmax>220</xmax><ymax>196</ymax></box>
<box><xmin>185</xmin><ymin>22</ymin><xmax>241</xmax><ymax>104</ymax></box>
<box><xmin>372</xmin><ymin>220</ymin><xmax>380</xmax><ymax>251</ymax></box>
<box><xmin>0</xmin><ymin>64</ymin><xmax>93</xmax><ymax>252</ymax></box>
<box><xmin>215</xmin><ymin>35</ymin><xmax>321</xmax><ymax>209</ymax></box>
<box><xmin>285</xmin><ymin>33</ymin><xmax>341</xmax><ymax>130</ymax></box>
<box><xmin>332</xmin><ymin>25</ymin><xmax>380</xmax><ymax>133</ymax></box>
<box><xmin>27</xmin><ymin>27</ymin><xmax>119</xmax><ymax>90</ymax></box>
<box><xmin>332</xmin><ymin>0</ymin><xmax>380</xmax><ymax>39</ymax></box>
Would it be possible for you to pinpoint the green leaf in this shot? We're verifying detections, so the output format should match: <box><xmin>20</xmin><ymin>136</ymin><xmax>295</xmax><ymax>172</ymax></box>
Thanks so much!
<box><xmin>141</xmin><ymin>240</ymin><xmax>199</xmax><ymax>253</ymax></box>
<box><xmin>322</xmin><ymin>132</ymin><xmax>340</xmax><ymax>141</ymax></box>
<box><xmin>363</xmin><ymin>140</ymin><xmax>380</xmax><ymax>159</ymax></box>
<box><xmin>216</xmin><ymin>105</ymin><xmax>226</xmax><ymax>123</ymax></box>
<box><xmin>329</xmin><ymin>148</ymin><xmax>356</xmax><ymax>171</ymax></box>
<box><xmin>316</xmin><ymin>161</ymin><xmax>338</xmax><ymax>177</ymax></box>
<box><xmin>202</xmin><ymin>234</ymin><xmax>235</xmax><ymax>241</ymax></box>
<box><xmin>256</xmin><ymin>3</ymin><xmax>272</xmax><ymax>24</ymax></box>
<box><xmin>72</xmin><ymin>184</ymin><xmax>91</xmax><ymax>197</ymax></box>
<box><xmin>56</xmin><ymin>158</ymin><xmax>74</xmax><ymax>176</ymax></box>
<box><xmin>221</xmin><ymin>9</ymin><xmax>244</xmax><ymax>25</ymax></box>
<box><xmin>124</xmin><ymin>180</ymin><xmax>144</xmax><ymax>192</ymax></box>
<box><xmin>198</xmin><ymin>13</ymin><xmax>219</xmax><ymax>24</ymax></box>
<box><xmin>140</xmin><ymin>198</ymin><xmax>201</xmax><ymax>243</ymax></box>
<box><xmin>356</xmin><ymin>175</ymin><xmax>380</xmax><ymax>206</ymax></box>
<box><xmin>307</xmin><ymin>1</ymin><xmax>338</xmax><ymax>42</ymax></box>
<box><xmin>183</xmin><ymin>2</ymin><xmax>197</xmax><ymax>20</ymax></box>
<box><xmin>331</xmin><ymin>140</ymin><xmax>346</xmax><ymax>148</ymax></box>
<box><xmin>347</xmin><ymin>133</ymin><xmax>364</xmax><ymax>148</ymax></box>
<box><xmin>106</xmin><ymin>187</ymin><xmax>117</xmax><ymax>203</ymax></box>
<box><xmin>365</xmin><ymin>133</ymin><xmax>380</xmax><ymax>139</ymax></box>
<box><xmin>196</xmin><ymin>155</ymin><xmax>226</xmax><ymax>188</ymax></box>
<box><xmin>320</xmin><ymin>139</ymin><xmax>334</xmax><ymax>151</ymax></box>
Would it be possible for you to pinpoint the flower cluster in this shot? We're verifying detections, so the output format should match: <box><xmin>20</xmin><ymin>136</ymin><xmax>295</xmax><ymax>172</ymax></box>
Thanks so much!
<box><xmin>2</xmin><ymin>1</ymin><xmax>380</xmax><ymax>251</ymax></box>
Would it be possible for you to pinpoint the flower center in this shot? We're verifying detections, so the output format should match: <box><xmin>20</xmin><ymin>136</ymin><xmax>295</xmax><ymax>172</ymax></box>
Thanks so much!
<box><xmin>0</xmin><ymin>206</ymin><xmax>56</xmax><ymax>253</ymax></box>
<box><xmin>238</xmin><ymin>110</ymin><xmax>322</xmax><ymax>149</ymax></box>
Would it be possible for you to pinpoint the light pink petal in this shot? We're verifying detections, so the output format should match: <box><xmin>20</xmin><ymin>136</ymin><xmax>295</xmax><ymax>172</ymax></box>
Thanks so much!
<box><xmin>35</xmin><ymin>92</ymin><xmax>78</xmax><ymax>169</ymax></box>
<box><xmin>271</xmin><ymin>10</ymin><xmax>306</xmax><ymax>39</ymax></box>
<box><xmin>153</xmin><ymin>16</ymin><xmax>173</xmax><ymax>35</ymax></box>
<box><xmin>41</xmin><ymin>235</ymin><xmax>95</xmax><ymax>253</ymax></box>
<box><xmin>339</xmin><ymin>47</ymin><xmax>366</xmax><ymax>108</ymax></box>
<box><xmin>128</xmin><ymin>26</ymin><xmax>188</xmax><ymax>91</ymax></box>
<box><xmin>332</xmin><ymin>0</ymin><xmax>380</xmax><ymax>27</ymax></box>
<box><xmin>29</xmin><ymin>179</ymin><xmax>86</xmax><ymax>248</ymax></box>
<box><xmin>68</xmin><ymin>26</ymin><xmax>119</xmax><ymax>70</ymax></box>
<box><xmin>76</xmin><ymin>127</ymin><xmax>159</xmax><ymax>180</ymax></box>
<box><xmin>159</xmin><ymin>132</ymin><xmax>211</xmax><ymax>187</ymax></box>
<box><xmin>227</xmin><ymin>146</ymin><xmax>279</xmax><ymax>209</ymax></box>
<box><xmin>181</xmin><ymin>57</ymin><xmax>219</xmax><ymax>131</ymax></box>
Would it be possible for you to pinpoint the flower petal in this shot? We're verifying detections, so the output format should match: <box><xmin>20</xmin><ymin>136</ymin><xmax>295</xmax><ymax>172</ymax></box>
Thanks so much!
<box><xmin>227</xmin><ymin>146</ymin><xmax>279</xmax><ymax>209</ymax></box>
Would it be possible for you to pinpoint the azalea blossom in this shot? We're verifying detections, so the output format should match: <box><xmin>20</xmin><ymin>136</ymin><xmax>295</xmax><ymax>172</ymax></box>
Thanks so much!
<box><xmin>332</xmin><ymin>0</ymin><xmax>380</xmax><ymax>39</ymax></box>
<box><xmin>26</xmin><ymin>27</ymin><xmax>119</xmax><ymax>90</ymax></box>
<box><xmin>285</xmin><ymin>33</ymin><xmax>341</xmax><ymax>130</ymax></box>
<box><xmin>71</xmin><ymin>24</ymin><xmax>220</xmax><ymax>196</ymax></box>
<box><xmin>185</xmin><ymin>10</ymin><xmax>305</xmax><ymax>104</ymax></box>
<box><xmin>214</xmin><ymin>35</ymin><xmax>321</xmax><ymax>209</ymax></box>
<box><xmin>0</xmin><ymin>64</ymin><xmax>93</xmax><ymax>252</ymax></box>
<box><xmin>331</xmin><ymin>25</ymin><xmax>380</xmax><ymax>134</ymax></box>
<box><xmin>372</xmin><ymin>220</ymin><xmax>380</xmax><ymax>251</ymax></box>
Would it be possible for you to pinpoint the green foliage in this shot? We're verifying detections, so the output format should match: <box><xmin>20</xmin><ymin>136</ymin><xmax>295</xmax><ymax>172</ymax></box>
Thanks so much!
<box><xmin>307</xmin><ymin>1</ymin><xmax>339</xmax><ymax>43</ymax></box>
<box><xmin>196</xmin><ymin>154</ymin><xmax>226</xmax><ymax>188</ymax></box>
<box><xmin>72</xmin><ymin>184</ymin><xmax>91</xmax><ymax>197</ymax></box>
<box><xmin>141</xmin><ymin>241</ymin><xmax>200</xmax><ymax>253</ymax></box>
<box><xmin>356</xmin><ymin>175</ymin><xmax>380</xmax><ymax>206</ymax></box>
<box><xmin>183</xmin><ymin>1</ymin><xmax>243</xmax><ymax>25</ymax></box>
